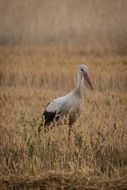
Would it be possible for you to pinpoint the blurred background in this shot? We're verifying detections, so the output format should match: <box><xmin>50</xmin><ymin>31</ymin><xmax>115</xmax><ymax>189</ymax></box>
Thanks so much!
<box><xmin>0</xmin><ymin>0</ymin><xmax>127</xmax><ymax>55</ymax></box>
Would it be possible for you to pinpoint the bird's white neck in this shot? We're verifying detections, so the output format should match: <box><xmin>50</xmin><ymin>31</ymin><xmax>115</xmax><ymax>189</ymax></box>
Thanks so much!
<box><xmin>75</xmin><ymin>71</ymin><xmax>84</xmax><ymax>98</ymax></box>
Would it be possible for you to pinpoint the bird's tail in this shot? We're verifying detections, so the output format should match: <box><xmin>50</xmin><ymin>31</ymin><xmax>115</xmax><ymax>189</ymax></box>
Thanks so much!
<box><xmin>38</xmin><ymin>115</ymin><xmax>47</xmax><ymax>133</ymax></box>
<box><xmin>38</xmin><ymin>122</ymin><xmax>43</xmax><ymax>133</ymax></box>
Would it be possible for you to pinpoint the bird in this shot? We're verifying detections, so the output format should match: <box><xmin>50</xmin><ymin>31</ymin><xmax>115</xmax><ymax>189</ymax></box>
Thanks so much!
<box><xmin>40</xmin><ymin>65</ymin><xmax>93</xmax><ymax>139</ymax></box>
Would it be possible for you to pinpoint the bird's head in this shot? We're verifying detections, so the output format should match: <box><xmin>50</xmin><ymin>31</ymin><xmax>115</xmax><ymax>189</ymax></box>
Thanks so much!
<box><xmin>79</xmin><ymin>65</ymin><xmax>93</xmax><ymax>89</ymax></box>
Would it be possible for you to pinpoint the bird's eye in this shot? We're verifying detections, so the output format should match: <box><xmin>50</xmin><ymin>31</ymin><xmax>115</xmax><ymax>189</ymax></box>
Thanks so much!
<box><xmin>81</xmin><ymin>69</ymin><xmax>84</xmax><ymax>72</ymax></box>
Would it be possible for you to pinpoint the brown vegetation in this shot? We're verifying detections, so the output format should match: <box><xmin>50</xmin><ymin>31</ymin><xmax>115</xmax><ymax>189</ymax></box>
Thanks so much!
<box><xmin>0</xmin><ymin>47</ymin><xmax>127</xmax><ymax>189</ymax></box>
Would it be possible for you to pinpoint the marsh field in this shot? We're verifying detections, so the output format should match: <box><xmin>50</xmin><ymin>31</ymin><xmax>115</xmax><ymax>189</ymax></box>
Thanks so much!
<box><xmin>0</xmin><ymin>0</ymin><xmax>127</xmax><ymax>189</ymax></box>
<box><xmin>0</xmin><ymin>46</ymin><xmax>127</xmax><ymax>189</ymax></box>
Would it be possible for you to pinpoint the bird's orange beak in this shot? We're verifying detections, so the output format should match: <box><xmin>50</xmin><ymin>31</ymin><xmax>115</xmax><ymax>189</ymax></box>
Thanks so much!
<box><xmin>83</xmin><ymin>72</ymin><xmax>93</xmax><ymax>89</ymax></box>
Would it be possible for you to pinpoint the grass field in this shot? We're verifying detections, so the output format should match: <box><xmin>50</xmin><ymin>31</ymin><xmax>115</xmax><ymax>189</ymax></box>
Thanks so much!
<box><xmin>0</xmin><ymin>46</ymin><xmax>127</xmax><ymax>189</ymax></box>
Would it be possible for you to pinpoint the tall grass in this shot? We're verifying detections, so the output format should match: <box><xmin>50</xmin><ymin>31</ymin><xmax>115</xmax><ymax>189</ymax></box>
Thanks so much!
<box><xmin>0</xmin><ymin>47</ymin><xmax>127</xmax><ymax>189</ymax></box>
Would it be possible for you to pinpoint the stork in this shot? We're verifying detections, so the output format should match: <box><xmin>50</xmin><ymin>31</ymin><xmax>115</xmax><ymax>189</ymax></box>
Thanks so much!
<box><xmin>40</xmin><ymin>65</ymin><xmax>93</xmax><ymax>139</ymax></box>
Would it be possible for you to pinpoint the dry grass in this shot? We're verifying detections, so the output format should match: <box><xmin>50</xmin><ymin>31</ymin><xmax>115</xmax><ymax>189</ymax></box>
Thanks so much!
<box><xmin>0</xmin><ymin>47</ymin><xmax>127</xmax><ymax>189</ymax></box>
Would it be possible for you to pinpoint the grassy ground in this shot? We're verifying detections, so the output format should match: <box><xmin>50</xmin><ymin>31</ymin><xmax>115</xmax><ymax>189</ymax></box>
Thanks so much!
<box><xmin>0</xmin><ymin>46</ymin><xmax>127</xmax><ymax>189</ymax></box>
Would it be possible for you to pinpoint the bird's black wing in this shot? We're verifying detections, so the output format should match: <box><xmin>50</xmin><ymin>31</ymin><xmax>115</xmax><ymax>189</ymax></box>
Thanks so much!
<box><xmin>43</xmin><ymin>110</ymin><xmax>57</xmax><ymax>125</ymax></box>
<box><xmin>42</xmin><ymin>101</ymin><xmax>60</xmax><ymax>126</ymax></box>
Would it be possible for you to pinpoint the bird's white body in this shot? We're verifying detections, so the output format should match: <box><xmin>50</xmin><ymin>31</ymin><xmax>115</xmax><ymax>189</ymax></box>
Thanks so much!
<box><xmin>46</xmin><ymin>91</ymin><xmax>82</xmax><ymax>113</ymax></box>
<box><xmin>45</xmin><ymin>89</ymin><xmax>82</xmax><ymax>126</ymax></box>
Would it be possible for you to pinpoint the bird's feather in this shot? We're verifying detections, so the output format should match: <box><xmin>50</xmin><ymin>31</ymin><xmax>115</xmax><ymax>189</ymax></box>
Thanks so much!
<box><xmin>42</xmin><ymin>91</ymin><xmax>82</xmax><ymax>126</ymax></box>
<box><xmin>43</xmin><ymin>110</ymin><xmax>56</xmax><ymax>124</ymax></box>
<box><xmin>43</xmin><ymin>99</ymin><xmax>63</xmax><ymax>125</ymax></box>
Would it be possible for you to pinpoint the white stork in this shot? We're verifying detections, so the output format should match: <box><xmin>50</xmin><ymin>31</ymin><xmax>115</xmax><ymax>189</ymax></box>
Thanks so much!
<box><xmin>40</xmin><ymin>65</ymin><xmax>93</xmax><ymax>138</ymax></box>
